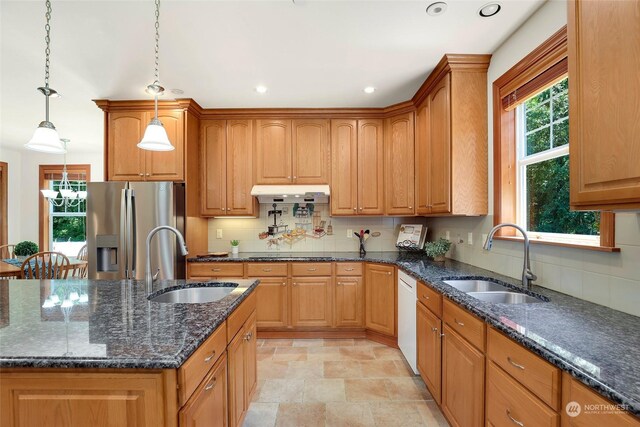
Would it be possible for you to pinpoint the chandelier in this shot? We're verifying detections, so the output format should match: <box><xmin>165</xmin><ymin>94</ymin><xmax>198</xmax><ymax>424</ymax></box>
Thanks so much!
<box><xmin>41</xmin><ymin>139</ymin><xmax>87</xmax><ymax>207</ymax></box>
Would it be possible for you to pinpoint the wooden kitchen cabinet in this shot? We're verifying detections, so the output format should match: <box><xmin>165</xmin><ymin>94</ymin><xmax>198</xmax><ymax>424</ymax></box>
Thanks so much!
<box><xmin>291</xmin><ymin>276</ymin><xmax>333</xmax><ymax>327</ymax></box>
<box><xmin>364</xmin><ymin>263</ymin><xmax>395</xmax><ymax>336</ymax></box>
<box><xmin>254</xmin><ymin>277</ymin><xmax>289</xmax><ymax>328</ymax></box>
<box><xmin>426</xmin><ymin>75</ymin><xmax>451</xmax><ymax>214</ymax></box>
<box><xmin>416</xmin><ymin>300</ymin><xmax>442</xmax><ymax>404</ymax></box>
<box><xmin>255</xmin><ymin>119</ymin><xmax>292</xmax><ymax>184</ymax></box>
<box><xmin>227</xmin><ymin>312</ymin><xmax>257</xmax><ymax>427</ymax></box>
<box><xmin>292</xmin><ymin>119</ymin><xmax>330</xmax><ymax>184</ymax></box>
<box><xmin>179</xmin><ymin>354</ymin><xmax>228</xmax><ymax>427</ymax></box>
<box><xmin>330</xmin><ymin>119</ymin><xmax>384</xmax><ymax>216</ymax></box>
<box><xmin>385</xmin><ymin>112</ymin><xmax>415</xmax><ymax>215</ymax></box>
<box><xmin>335</xmin><ymin>276</ymin><xmax>364</xmax><ymax>328</ymax></box>
<box><xmin>568</xmin><ymin>0</ymin><xmax>640</xmax><ymax>211</ymax></box>
<box><xmin>201</xmin><ymin>120</ymin><xmax>257</xmax><ymax>216</ymax></box>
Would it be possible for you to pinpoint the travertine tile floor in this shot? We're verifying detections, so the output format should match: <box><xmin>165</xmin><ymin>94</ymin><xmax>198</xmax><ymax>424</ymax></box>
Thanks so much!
<box><xmin>243</xmin><ymin>338</ymin><xmax>450</xmax><ymax>427</ymax></box>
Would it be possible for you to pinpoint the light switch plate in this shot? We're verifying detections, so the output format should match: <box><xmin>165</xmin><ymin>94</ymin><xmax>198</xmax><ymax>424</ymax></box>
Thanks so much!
<box><xmin>216</xmin><ymin>229</ymin><xmax>223</xmax><ymax>239</ymax></box>
<box><xmin>347</xmin><ymin>229</ymin><xmax>353</xmax><ymax>238</ymax></box>
<box><xmin>445</xmin><ymin>230</ymin><xmax>450</xmax><ymax>240</ymax></box>
<box><xmin>468</xmin><ymin>233</ymin><xmax>473</xmax><ymax>245</ymax></box>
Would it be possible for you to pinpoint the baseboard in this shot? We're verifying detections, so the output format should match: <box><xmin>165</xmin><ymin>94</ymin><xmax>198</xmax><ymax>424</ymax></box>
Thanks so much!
<box><xmin>256</xmin><ymin>328</ymin><xmax>398</xmax><ymax>348</ymax></box>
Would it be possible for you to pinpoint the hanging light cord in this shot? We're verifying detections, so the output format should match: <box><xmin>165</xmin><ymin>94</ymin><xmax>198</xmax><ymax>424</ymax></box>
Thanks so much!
<box><xmin>44</xmin><ymin>0</ymin><xmax>52</xmax><ymax>88</ymax></box>
<box><xmin>154</xmin><ymin>0</ymin><xmax>160</xmax><ymax>85</ymax></box>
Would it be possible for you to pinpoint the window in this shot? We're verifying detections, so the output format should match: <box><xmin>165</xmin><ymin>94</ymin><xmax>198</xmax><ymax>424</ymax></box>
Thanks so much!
<box><xmin>493</xmin><ymin>26</ymin><xmax>617</xmax><ymax>251</ymax></box>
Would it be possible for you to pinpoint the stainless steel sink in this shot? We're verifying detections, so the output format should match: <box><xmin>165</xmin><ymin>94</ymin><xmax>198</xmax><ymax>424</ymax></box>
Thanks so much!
<box><xmin>443</xmin><ymin>279</ymin><xmax>511</xmax><ymax>293</ymax></box>
<box><xmin>467</xmin><ymin>291</ymin><xmax>544</xmax><ymax>304</ymax></box>
<box><xmin>149</xmin><ymin>286</ymin><xmax>236</xmax><ymax>304</ymax></box>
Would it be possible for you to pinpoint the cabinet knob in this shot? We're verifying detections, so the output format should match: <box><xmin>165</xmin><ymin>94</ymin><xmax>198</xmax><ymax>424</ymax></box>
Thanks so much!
<box><xmin>359</xmin><ymin>207</ymin><xmax>363</xmax><ymax>210</ymax></box>
<box><xmin>353</xmin><ymin>208</ymin><xmax>357</xmax><ymax>211</ymax></box>
<box><xmin>221</xmin><ymin>208</ymin><xmax>226</xmax><ymax>211</ymax></box>
<box><xmin>431</xmin><ymin>327</ymin><xmax>438</xmax><ymax>333</ymax></box>
<box><xmin>337</xmin><ymin>282</ymin><xmax>342</xmax><ymax>286</ymax></box>
<box><xmin>293</xmin><ymin>176</ymin><xmax>297</xmax><ymax>179</ymax></box>
<box><xmin>139</xmin><ymin>173</ymin><xmax>144</xmax><ymax>176</ymax></box>
<box><xmin>146</xmin><ymin>173</ymin><xmax>150</xmax><ymax>176</ymax></box>
<box><xmin>409</xmin><ymin>206</ymin><xmax>412</xmax><ymax>209</ymax></box>
<box><xmin>287</xmin><ymin>176</ymin><xmax>292</xmax><ymax>179</ymax></box>
<box><xmin>387</xmin><ymin>272</ymin><xmax>392</xmax><ymax>275</ymax></box>
<box><xmin>282</xmin><ymin>282</ymin><xmax>287</xmax><ymax>286</ymax></box>
<box><xmin>293</xmin><ymin>282</ymin><xmax>298</xmax><ymax>286</ymax></box>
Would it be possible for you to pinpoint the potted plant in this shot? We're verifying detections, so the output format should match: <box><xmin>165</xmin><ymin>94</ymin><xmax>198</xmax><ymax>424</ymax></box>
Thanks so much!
<box><xmin>230</xmin><ymin>240</ymin><xmax>240</xmax><ymax>255</ymax></box>
<box><xmin>14</xmin><ymin>241</ymin><xmax>39</xmax><ymax>261</ymax></box>
<box><xmin>424</xmin><ymin>238</ymin><xmax>451</xmax><ymax>262</ymax></box>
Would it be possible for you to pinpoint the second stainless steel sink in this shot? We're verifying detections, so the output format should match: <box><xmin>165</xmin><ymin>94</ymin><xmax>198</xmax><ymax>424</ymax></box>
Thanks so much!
<box><xmin>467</xmin><ymin>291</ymin><xmax>545</xmax><ymax>304</ymax></box>
<box><xmin>443</xmin><ymin>279</ymin><xmax>511</xmax><ymax>293</ymax></box>
<box><xmin>149</xmin><ymin>286</ymin><xmax>236</xmax><ymax>304</ymax></box>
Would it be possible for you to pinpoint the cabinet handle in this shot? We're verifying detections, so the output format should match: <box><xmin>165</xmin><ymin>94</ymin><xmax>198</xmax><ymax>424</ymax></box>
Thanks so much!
<box><xmin>454</xmin><ymin>319</ymin><xmax>465</xmax><ymax>327</ymax></box>
<box><xmin>293</xmin><ymin>176</ymin><xmax>297</xmax><ymax>179</ymax></box>
<box><xmin>139</xmin><ymin>173</ymin><xmax>144</xmax><ymax>176</ymax></box>
<box><xmin>212</xmin><ymin>268</ymin><xmax>221</xmax><ymax>272</ymax></box>
<box><xmin>345</xmin><ymin>268</ymin><xmax>354</xmax><ymax>271</ymax></box>
<box><xmin>507</xmin><ymin>357</ymin><xmax>525</xmax><ymax>370</ymax></box>
<box><xmin>262</xmin><ymin>268</ymin><xmax>272</xmax><ymax>272</ymax></box>
<box><xmin>204</xmin><ymin>350</ymin><xmax>216</xmax><ymax>363</ymax></box>
<box><xmin>431</xmin><ymin>327</ymin><xmax>438</xmax><ymax>333</ymax></box>
<box><xmin>287</xmin><ymin>176</ymin><xmax>292</xmax><ymax>179</ymax></box>
<box><xmin>204</xmin><ymin>378</ymin><xmax>217</xmax><ymax>391</ymax></box>
<box><xmin>387</xmin><ymin>272</ymin><xmax>392</xmax><ymax>275</ymax></box>
<box><xmin>307</xmin><ymin>268</ymin><xmax>317</xmax><ymax>271</ymax></box>
<box><xmin>353</xmin><ymin>208</ymin><xmax>357</xmax><ymax>211</ymax></box>
<box><xmin>293</xmin><ymin>282</ymin><xmax>298</xmax><ymax>286</ymax></box>
<box><xmin>146</xmin><ymin>173</ymin><xmax>150</xmax><ymax>176</ymax></box>
<box><xmin>422</xmin><ymin>295</ymin><xmax>430</xmax><ymax>300</ymax></box>
<box><xmin>506</xmin><ymin>409</ymin><xmax>525</xmax><ymax>427</ymax></box>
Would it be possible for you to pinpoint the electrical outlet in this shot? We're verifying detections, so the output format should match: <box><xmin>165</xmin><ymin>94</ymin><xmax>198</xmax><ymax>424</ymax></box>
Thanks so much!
<box><xmin>216</xmin><ymin>229</ymin><xmax>223</xmax><ymax>239</ymax></box>
<box><xmin>445</xmin><ymin>230</ymin><xmax>450</xmax><ymax>240</ymax></box>
<box><xmin>347</xmin><ymin>229</ymin><xmax>353</xmax><ymax>238</ymax></box>
<box><xmin>468</xmin><ymin>232</ymin><xmax>473</xmax><ymax>245</ymax></box>
<box><xmin>282</xmin><ymin>206</ymin><xmax>289</xmax><ymax>214</ymax></box>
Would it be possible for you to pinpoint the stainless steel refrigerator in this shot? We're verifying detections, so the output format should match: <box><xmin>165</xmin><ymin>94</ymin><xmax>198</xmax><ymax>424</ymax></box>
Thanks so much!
<box><xmin>86</xmin><ymin>182</ymin><xmax>186</xmax><ymax>280</ymax></box>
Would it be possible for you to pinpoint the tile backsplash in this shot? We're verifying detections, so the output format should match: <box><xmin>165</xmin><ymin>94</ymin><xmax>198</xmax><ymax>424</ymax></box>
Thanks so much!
<box><xmin>207</xmin><ymin>203</ymin><xmax>427</xmax><ymax>253</ymax></box>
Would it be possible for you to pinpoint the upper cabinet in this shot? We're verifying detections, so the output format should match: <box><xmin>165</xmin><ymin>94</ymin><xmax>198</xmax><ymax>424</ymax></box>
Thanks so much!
<box><xmin>331</xmin><ymin>119</ymin><xmax>384</xmax><ymax>216</ymax></box>
<box><xmin>255</xmin><ymin>119</ymin><xmax>330</xmax><ymax>185</ymax></box>
<box><xmin>414</xmin><ymin>54</ymin><xmax>490</xmax><ymax>216</ymax></box>
<box><xmin>201</xmin><ymin>120</ymin><xmax>257</xmax><ymax>217</ymax></box>
<box><xmin>385</xmin><ymin>112</ymin><xmax>415</xmax><ymax>215</ymax></box>
<box><xmin>568</xmin><ymin>0</ymin><xmax>640</xmax><ymax>211</ymax></box>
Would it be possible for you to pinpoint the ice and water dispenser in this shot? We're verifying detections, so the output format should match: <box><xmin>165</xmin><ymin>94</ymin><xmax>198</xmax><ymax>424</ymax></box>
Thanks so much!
<box><xmin>95</xmin><ymin>234</ymin><xmax>119</xmax><ymax>272</ymax></box>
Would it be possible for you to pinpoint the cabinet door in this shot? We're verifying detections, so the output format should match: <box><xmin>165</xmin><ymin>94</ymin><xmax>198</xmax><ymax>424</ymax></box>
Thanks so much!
<box><xmin>227</xmin><ymin>120</ymin><xmax>256</xmax><ymax>216</ymax></box>
<box><xmin>364</xmin><ymin>264</ymin><xmax>395</xmax><ymax>336</ymax></box>
<box><xmin>331</xmin><ymin>120</ymin><xmax>358</xmax><ymax>215</ymax></box>
<box><xmin>291</xmin><ymin>277</ymin><xmax>332</xmax><ymax>327</ymax></box>
<box><xmin>358</xmin><ymin>119</ymin><xmax>385</xmax><ymax>215</ymax></box>
<box><xmin>244</xmin><ymin>312</ymin><xmax>258</xmax><ymax>405</ymax></box>
<box><xmin>107</xmin><ymin>111</ymin><xmax>146</xmax><ymax>181</ymax></box>
<box><xmin>180</xmin><ymin>354</ymin><xmax>228</xmax><ymax>427</ymax></box>
<box><xmin>335</xmin><ymin>276</ymin><xmax>363</xmax><ymax>327</ymax></box>
<box><xmin>292</xmin><ymin>119</ymin><xmax>330</xmax><ymax>184</ymax></box>
<box><xmin>201</xmin><ymin>120</ymin><xmax>227</xmax><ymax>216</ymax></box>
<box><xmin>417</xmin><ymin>302</ymin><xmax>442</xmax><ymax>404</ymax></box>
<box><xmin>442</xmin><ymin>325</ymin><xmax>484</xmax><ymax>427</ymax></box>
<box><xmin>227</xmin><ymin>328</ymin><xmax>246</xmax><ymax>427</ymax></box>
<box><xmin>429</xmin><ymin>74</ymin><xmax>452</xmax><ymax>214</ymax></box>
<box><xmin>255</xmin><ymin>277</ymin><xmax>288</xmax><ymax>328</ymax></box>
<box><xmin>415</xmin><ymin>103</ymin><xmax>431</xmax><ymax>215</ymax></box>
<box><xmin>385</xmin><ymin>112</ymin><xmax>415</xmax><ymax>215</ymax></box>
<box><xmin>568</xmin><ymin>0</ymin><xmax>640</xmax><ymax>210</ymax></box>
<box><xmin>146</xmin><ymin>110</ymin><xmax>185</xmax><ymax>181</ymax></box>
<box><xmin>255</xmin><ymin>119</ymin><xmax>292</xmax><ymax>184</ymax></box>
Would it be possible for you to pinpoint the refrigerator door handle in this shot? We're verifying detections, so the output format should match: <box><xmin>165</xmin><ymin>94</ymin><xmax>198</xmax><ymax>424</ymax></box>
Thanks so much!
<box><xmin>130</xmin><ymin>190</ymin><xmax>137</xmax><ymax>279</ymax></box>
<box><xmin>120</xmin><ymin>188</ymin><xmax>128</xmax><ymax>278</ymax></box>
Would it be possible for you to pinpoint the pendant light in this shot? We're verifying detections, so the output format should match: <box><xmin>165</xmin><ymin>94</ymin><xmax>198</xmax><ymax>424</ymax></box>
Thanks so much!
<box><xmin>138</xmin><ymin>0</ymin><xmax>174</xmax><ymax>151</ymax></box>
<box><xmin>40</xmin><ymin>139</ymin><xmax>87</xmax><ymax>207</ymax></box>
<box><xmin>25</xmin><ymin>0</ymin><xmax>66</xmax><ymax>154</ymax></box>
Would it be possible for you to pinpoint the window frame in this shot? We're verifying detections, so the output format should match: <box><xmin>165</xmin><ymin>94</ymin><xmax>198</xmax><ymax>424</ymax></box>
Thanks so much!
<box><xmin>492</xmin><ymin>26</ymin><xmax>617</xmax><ymax>252</ymax></box>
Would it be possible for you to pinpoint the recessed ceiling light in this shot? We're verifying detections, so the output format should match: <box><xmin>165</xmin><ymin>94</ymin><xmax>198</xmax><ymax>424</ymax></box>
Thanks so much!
<box><xmin>426</xmin><ymin>2</ymin><xmax>447</xmax><ymax>16</ymax></box>
<box><xmin>255</xmin><ymin>85</ymin><xmax>268</xmax><ymax>94</ymax></box>
<box><xmin>364</xmin><ymin>86</ymin><xmax>376</xmax><ymax>94</ymax></box>
<box><xmin>478</xmin><ymin>2</ymin><xmax>501</xmax><ymax>17</ymax></box>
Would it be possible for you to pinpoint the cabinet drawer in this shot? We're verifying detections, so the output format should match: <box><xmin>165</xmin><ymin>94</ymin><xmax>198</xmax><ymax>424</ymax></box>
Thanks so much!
<box><xmin>488</xmin><ymin>328</ymin><xmax>561</xmax><ymax>410</ymax></box>
<box><xmin>228</xmin><ymin>291</ymin><xmax>257</xmax><ymax>342</ymax></box>
<box><xmin>417</xmin><ymin>281</ymin><xmax>442</xmax><ymax>318</ymax></box>
<box><xmin>443</xmin><ymin>299</ymin><xmax>485</xmax><ymax>351</ymax></box>
<box><xmin>487</xmin><ymin>361</ymin><xmax>559</xmax><ymax>427</ymax></box>
<box><xmin>189</xmin><ymin>262</ymin><xmax>244</xmax><ymax>278</ymax></box>
<box><xmin>247</xmin><ymin>263</ymin><xmax>288</xmax><ymax>277</ymax></box>
<box><xmin>336</xmin><ymin>262</ymin><xmax>362</xmax><ymax>276</ymax></box>
<box><xmin>179</xmin><ymin>352</ymin><xmax>228</xmax><ymax>427</ymax></box>
<box><xmin>178</xmin><ymin>321</ymin><xmax>227</xmax><ymax>406</ymax></box>
<box><xmin>291</xmin><ymin>262</ymin><xmax>332</xmax><ymax>276</ymax></box>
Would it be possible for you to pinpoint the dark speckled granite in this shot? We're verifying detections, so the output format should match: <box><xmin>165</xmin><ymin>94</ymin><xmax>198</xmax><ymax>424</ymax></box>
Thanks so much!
<box><xmin>0</xmin><ymin>278</ymin><xmax>258</xmax><ymax>369</ymax></box>
<box><xmin>191</xmin><ymin>251</ymin><xmax>640</xmax><ymax>415</ymax></box>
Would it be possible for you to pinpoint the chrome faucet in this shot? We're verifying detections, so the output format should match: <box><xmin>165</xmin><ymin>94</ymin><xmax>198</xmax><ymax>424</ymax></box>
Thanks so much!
<box><xmin>145</xmin><ymin>226</ymin><xmax>188</xmax><ymax>295</ymax></box>
<box><xmin>483</xmin><ymin>223</ymin><xmax>537</xmax><ymax>290</ymax></box>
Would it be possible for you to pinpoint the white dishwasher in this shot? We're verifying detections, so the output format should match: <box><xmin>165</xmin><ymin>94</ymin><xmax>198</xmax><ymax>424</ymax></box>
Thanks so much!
<box><xmin>398</xmin><ymin>270</ymin><xmax>419</xmax><ymax>374</ymax></box>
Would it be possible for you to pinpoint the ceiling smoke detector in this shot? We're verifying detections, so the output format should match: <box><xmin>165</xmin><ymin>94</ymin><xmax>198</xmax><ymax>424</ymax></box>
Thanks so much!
<box><xmin>478</xmin><ymin>3</ymin><xmax>501</xmax><ymax>17</ymax></box>
<box><xmin>426</xmin><ymin>2</ymin><xmax>447</xmax><ymax>16</ymax></box>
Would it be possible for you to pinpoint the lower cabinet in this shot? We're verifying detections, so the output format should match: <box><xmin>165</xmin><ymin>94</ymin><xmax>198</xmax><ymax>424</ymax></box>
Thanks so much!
<box><xmin>179</xmin><ymin>354</ymin><xmax>228</xmax><ymax>427</ymax></box>
<box><xmin>365</xmin><ymin>263</ymin><xmax>396</xmax><ymax>336</ymax></box>
<box><xmin>291</xmin><ymin>276</ymin><xmax>332</xmax><ymax>327</ymax></box>
<box><xmin>255</xmin><ymin>277</ymin><xmax>289</xmax><ymax>328</ymax></box>
<box><xmin>441</xmin><ymin>324</ymin><xmax>485</xmax><ymax>427</ymax></box>
<box><xmin>335</xmin><ymin>276</ymin><xmax>364</xmax><ymax>327</ymax></box>
<box><xmin>227</xmin><ymin>312</ymin><xmax>257</xmax><ymax>427</ymax></box>
<box><xmin>416</xmin><ymin>300</ymin><xmax>442</xmax><ymax>404</ymax></box>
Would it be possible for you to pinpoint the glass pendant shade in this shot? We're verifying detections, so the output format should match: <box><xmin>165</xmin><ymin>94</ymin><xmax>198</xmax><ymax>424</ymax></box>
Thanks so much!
<box><xmin>41</xmin><ymin>189</ymin><xmax>58</xmax><ymax>199</ymax></box>
<box><xmin>138</xmin><ymin>118</ymin><xmax>174</xmax><ymax>151</ymax></box>
<box><xmin>25</xmin><ymin>122</ymin><xmax>66</xmax><ymax>154</ymax></box>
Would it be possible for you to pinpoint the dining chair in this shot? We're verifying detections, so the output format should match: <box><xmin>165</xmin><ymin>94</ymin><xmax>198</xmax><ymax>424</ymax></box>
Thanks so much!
<box><xmin>75</xmin><ymin>244</ymin><xmax>88</xmax><ymax>278</ymax></box>
<box><xmin>20</xmin><ymin>252</ymin><xmax>71</xmax><ymax>279</ymax></box>
<box><xmin>0</xmin><ymin>244</ymin><xmax>16</xmax><ymax>259</ymax></box>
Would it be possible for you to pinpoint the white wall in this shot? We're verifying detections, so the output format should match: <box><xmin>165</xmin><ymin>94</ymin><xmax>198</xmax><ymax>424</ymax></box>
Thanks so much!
<box><xmin>0</xmin><ymin>146</ymin><xmax>22</xmax><ymax>244</ymax></box>
<box><xmin>426</xmin><ymin>0</ymin><xmax>640</xmax><ymax>317</ymax></box>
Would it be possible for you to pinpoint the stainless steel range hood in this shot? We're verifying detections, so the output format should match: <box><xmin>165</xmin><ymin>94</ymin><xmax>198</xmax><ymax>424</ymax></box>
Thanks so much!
<box><xmin>250</xmin><ymin>185</ymin><xmax>330</xmax><ymax>204</ymax></box>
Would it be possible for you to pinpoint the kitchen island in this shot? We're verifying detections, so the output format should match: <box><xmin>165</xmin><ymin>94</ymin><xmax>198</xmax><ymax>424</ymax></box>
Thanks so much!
<box><xmin>0</xmin><ymin>278</ymin><xmax>259</xmax><ymax>427</ymax></box>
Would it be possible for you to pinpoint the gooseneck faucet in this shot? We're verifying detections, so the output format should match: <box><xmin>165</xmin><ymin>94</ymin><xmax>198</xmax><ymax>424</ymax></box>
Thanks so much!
<box><xmin>483</xmin><ymin>223</ymin><xmax>537</xmax><ymax>290</ymax></box>
<box><xmin>145</xmin><ymin>226</ymin><xmax>188</xmax><ymax>295</ymax></box>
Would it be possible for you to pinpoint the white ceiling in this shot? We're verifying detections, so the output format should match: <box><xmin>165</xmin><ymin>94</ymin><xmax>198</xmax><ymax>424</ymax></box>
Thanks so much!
<box><xmin>0</xmin><ymin>0</ymin><xmax>544</xmax><ymax>152</ymax></box>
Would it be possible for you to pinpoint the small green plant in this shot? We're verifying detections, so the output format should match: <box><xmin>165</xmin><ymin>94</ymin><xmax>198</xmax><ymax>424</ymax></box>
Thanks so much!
<box><xmin>14</xmin><ymin>241</ymin><xmax>39</xmax><ymax>257</ymax></box>
<box><xmin>230</xmin><ymin>240</ymin><xmax>240</xmax><ymax>247</ymax></box>
<box><xmin>424</xmin><ymin>238</ymin><xmax>451</xmax><ymax>260</ymax></box>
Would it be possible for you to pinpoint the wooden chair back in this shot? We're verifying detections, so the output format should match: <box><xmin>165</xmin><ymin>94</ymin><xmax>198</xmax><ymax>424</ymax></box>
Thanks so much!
<box><xmin>75</xmin><ymin>244</ymin><xmax>88</xmax><ymax>278</ymax></box>
<box><xmin>21</xmin><ymin>252</ymin><xmax>71</xmax><ymax>279</ymax></box>
<box><xmin>0</xmin><ymin>244</ymin><xmax>16</xmax><ymax>259</ymax></box>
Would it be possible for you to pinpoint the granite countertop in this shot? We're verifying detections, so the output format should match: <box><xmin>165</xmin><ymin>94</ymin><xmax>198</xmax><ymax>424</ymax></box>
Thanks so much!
<box><xmin>191</xmin><ymin>251</ymin><xmax>640</xmax><ymax>415</ymax></box>
<box><xmin>0</xmin><ymin>278</ymin><xmax>258</xmax><ymax>370</ymax></box>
